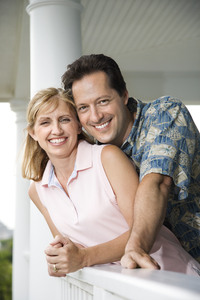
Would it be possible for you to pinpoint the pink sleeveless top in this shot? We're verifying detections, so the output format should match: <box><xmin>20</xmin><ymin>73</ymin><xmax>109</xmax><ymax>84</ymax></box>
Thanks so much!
<box><xmin>35</xmin><ymin>140</ymin><xmax>200</xmax><ymax>276</ymax></box>
<box><xmin>35</xmin><ymin>140</ymin><xmax>129</xmax><ymax>247</ymax></box>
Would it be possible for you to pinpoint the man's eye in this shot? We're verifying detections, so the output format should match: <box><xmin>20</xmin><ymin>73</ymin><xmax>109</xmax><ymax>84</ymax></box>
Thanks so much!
<box><xmin>100</xmin><ymin>99</ymin><xmax>109</xmax><ymax>105</ymax></box>
<box><xmin>78</xmin><ymin>106</ymin><xmax>87</xmax><ymax>112</ymax></box>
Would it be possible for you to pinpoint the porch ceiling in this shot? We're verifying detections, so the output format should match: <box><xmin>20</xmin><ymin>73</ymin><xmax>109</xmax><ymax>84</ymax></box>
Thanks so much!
<box><xmin>0</xmin><ymin>0</ymin><xmax>200</xmax><ymax>103</ymax></box>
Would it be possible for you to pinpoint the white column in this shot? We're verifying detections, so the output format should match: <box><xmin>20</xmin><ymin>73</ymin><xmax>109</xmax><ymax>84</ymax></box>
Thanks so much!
<box><xmin>27</xmin><ymin>0</ymin><xmax>83</xmax><ymax>96</ymax></box>
<box><xmin>10</xmin><ymin>99</ymin><xmax>30</xmax><ymax>300</ymax></box>
<box><xmin>26</xmin><ymin>1</ymin><xmax>82</xmax><ymax>299</ymax></box>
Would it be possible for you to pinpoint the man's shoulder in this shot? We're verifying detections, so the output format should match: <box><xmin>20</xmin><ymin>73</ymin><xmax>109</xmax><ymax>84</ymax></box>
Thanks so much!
<box><xmin>128</xmin><ymin>95</ymin><xmax>184</xmax><ymax>113</ymax></box>
<box><xmin>144</xmin><ymin>96</ymin><xmax>182</xmax><ymax>107</ymax></box>
<box><xmin>141</xmin><ymin>96</ymin><xmax>186</xmax><ymax>117</ymax></box>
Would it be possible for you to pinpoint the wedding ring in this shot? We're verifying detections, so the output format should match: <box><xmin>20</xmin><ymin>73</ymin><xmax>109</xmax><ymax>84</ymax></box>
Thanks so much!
<box><xmin>53</xmin><ymin>264</ymin><xmax>58</xmax><ymax>272</ymax></box>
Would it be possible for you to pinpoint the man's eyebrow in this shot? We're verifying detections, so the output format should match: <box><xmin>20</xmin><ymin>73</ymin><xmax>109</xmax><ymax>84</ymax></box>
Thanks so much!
<box><xmin>76</xmin><ymin>95</ymin><xmax>112</xmax><ymax>106</ymax></box>
<box><xmin>96</xmin><ymin>95</ymin><xmax>111</xmax><ymax>101</ymax></box>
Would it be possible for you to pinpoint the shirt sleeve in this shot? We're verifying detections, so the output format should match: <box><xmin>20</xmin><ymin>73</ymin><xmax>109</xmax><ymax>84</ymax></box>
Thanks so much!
<box><xmin>139</xmin><ymin>97</ymin><xmax>200</xmax><ymax>200</ymax></box>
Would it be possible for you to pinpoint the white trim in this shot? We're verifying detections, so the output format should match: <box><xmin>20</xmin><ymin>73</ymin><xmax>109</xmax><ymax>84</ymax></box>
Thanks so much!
<box><xmin>26</xmin><ymin>0</ymin><xmax>83</xmax><ymax>14</ymax></box>
<box><xmin>62</xmin><ymin>265</ymin><xmax>200</xmax><ymax>300</ymax></box>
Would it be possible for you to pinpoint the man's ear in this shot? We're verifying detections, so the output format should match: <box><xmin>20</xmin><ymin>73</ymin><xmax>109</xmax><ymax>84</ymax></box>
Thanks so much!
<box><xmin>77</xmin><ymin>122</ymin><xmax>82</xmax><ymax>135</ymax></box>
<box><xmin>123</xmin><ymin>90</ymin><xmax>129</xmax><ymax>105</ymax></box>
<box><xmin>28</xmin><ymin>129</ymin><xmax>38</xmax><ymax>141</ymax></box>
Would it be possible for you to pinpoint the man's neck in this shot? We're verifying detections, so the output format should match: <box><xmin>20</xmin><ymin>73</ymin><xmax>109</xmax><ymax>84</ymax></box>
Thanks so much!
<box><xmin>120</xmin><ymin>108</ymin><xmax>136</xmax><ymax>146</ymax></box>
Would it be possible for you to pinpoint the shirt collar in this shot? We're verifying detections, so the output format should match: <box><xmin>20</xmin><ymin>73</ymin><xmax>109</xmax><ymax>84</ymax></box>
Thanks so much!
<box><xmin>121</xmin><ymin>97</ymin><xmax>145</xmax><ymax>150</ymax></box>
<box><xmin>76</xmin><ymin>140</ymin><xmax>92</xmax><ymax>171</ymax></box>
<box><xmin>42</xmin><ymin>160</ymin><xmax>52</xmax><ymax>186</ymax></box>
<box><xmin>41</xmin><ymin>140</ymin><xmax>93</xmax><ymax>186</ymax></box>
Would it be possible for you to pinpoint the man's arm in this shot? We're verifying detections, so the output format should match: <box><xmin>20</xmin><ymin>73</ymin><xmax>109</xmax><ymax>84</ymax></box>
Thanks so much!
<box><xmin>121</xmin><ymin>172</ymin><xmax>172</xmax><ymax>269</ymax></box>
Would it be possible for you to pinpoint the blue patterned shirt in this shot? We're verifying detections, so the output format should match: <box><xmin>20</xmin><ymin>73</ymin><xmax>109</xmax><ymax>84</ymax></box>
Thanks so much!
<box><xmin>121</xmin><ymin>96</ymin><xmax>200</xmax><ymax>262</ymax></box>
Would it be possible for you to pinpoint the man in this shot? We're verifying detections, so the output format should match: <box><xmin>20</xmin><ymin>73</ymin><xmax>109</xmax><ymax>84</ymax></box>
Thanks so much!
<box><xmin>45</xmin><ymin>54</ymin><xmax>200</xmax><ymax>273</ymax></box>
<box><xmin>62</xmin><ymin>53</ymin><xmax>200</xmax><ymax>265</ymax></box>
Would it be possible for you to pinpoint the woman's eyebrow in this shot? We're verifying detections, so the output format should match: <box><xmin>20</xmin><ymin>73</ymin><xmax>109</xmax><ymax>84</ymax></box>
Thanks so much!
<box><xmin>37</xmin><ymin>116</ymin><xmax>51</xmax><ymax>121</ymax></box>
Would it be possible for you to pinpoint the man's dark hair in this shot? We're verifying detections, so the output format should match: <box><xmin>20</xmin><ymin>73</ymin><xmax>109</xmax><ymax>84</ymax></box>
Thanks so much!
<box><xmin>62</xmin><ymin>54</ymin><xmax>127</xmax><ymax>97</ymax></box>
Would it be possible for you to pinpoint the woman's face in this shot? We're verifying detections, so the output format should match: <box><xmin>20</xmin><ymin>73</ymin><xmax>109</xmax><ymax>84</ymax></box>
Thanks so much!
<box><xmin>29</xmin><ymin>98</ymin><xmax>82</xmax><ymax>160</ymax></box>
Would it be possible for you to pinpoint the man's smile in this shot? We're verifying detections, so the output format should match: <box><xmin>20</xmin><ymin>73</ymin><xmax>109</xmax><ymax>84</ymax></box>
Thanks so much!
<box><xmin>93</xmin><ymin>120</ymin><xmax>111</xmax><ymax>130</ymax></box>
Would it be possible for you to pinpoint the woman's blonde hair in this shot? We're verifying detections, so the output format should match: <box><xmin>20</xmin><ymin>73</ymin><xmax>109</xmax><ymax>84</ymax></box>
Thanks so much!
<box><xmin>22</xmin><ymin>87</ymin><xmax>93</xmax><ymax>182</ymax></box>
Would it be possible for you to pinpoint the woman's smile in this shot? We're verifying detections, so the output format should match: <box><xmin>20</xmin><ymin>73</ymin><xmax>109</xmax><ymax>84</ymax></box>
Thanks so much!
<box><xmin>49</xmin><ymin>137</ymin><xmax>68</xmax><ymax>145</ymax></box>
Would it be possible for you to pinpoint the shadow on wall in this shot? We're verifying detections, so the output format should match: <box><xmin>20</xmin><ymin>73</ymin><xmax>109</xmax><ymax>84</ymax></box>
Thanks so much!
<box><xmin>124</xmin><ymin>71</ymin><xmax>200</xmax><ymax>105</ymax></box>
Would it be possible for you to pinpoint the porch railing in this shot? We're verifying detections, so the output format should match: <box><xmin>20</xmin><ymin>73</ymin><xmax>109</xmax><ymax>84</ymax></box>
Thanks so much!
<box><xmin>61</xmin><ymin>264</ymin><xmax>200</xmax><ymax>300</ymax></box>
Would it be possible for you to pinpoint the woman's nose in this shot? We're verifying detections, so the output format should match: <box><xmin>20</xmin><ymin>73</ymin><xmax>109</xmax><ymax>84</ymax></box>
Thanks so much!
<box><xmin>51</xmin><ymin>122</ymin><xmax>63</xmax><ymax>134</ymax></box>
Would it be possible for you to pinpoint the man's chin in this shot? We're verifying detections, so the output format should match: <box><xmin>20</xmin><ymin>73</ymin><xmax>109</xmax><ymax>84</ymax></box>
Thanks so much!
<box><xmin>94</xmin><ymin>135</ymin><xmax>114</xmax><ymax>145</ymax></box>
<box><xmin>86</xmin><ymin>128</ymin><xmax>115</xmax><ymax>144</ymax></box>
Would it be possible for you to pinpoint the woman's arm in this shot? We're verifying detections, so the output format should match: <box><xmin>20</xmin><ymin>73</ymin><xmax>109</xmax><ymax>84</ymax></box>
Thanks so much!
<box><xmin>45</xmin><ymin>231</ymin><xmax>131</xmax><ymax>276</ymax></box>
<box><xmin>28</xmin><ymin>180</ymin><xmax>131</xmax><ymax>273</ymax></box>
<box><xmin>28</xmin><ymin>182</ymin><xmax>61</xmax><ymax>237</ymax></box>
<box><xmin>29</xmin><ymin>179</ymin><xmax>132</xmax><ymax>275</ymax></box>
<box><xmin>101</xmin><ymin>144</ymin><xmax>139</xmax><ymax>228</ymax></box>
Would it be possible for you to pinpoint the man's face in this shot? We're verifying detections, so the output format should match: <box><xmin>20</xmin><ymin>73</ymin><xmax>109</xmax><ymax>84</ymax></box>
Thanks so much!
<box><xmin>72</xmin><ymin>71</ymin><xmax>133</xmax><ymax>146</ymax></box>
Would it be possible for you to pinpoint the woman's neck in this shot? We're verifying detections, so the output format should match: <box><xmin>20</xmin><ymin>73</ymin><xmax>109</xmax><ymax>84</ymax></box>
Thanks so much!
<box><xmin>49</xmin><ymin>148</ymin><xmax>77</xmax><ymax>184</ymax></box>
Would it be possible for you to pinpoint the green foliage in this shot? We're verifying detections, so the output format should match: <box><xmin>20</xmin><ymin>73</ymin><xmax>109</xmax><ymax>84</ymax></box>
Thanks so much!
<box><xmin>0</xmin><ymin>239</ymin><xmax>12</xmax><ymax>300</ymax></box>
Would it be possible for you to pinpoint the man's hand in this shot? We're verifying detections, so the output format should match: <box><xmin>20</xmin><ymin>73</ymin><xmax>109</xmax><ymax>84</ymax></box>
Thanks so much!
<box><xmin>44</xmin><ymin>235</ymin><xmax>86</xmax><ymax>277</ymax></box>
<box><xmin>121</xmin><ymin>246</ymin><xmax>160</xmax><ymax>270</ymax></box>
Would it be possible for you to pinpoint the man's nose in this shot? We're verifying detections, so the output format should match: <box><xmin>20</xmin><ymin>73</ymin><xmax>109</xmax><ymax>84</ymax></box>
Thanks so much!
<box><xmin>90</xmin><ymin>107</ymin><xmax>103</xmax><ymax>123</ymax></box>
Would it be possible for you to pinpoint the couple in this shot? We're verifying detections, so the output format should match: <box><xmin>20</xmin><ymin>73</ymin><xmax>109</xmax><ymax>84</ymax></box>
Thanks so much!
<box><xmin>22</xmin><ymin>54</ymin><xmax>200</xmax><ymax>276</ymax></box>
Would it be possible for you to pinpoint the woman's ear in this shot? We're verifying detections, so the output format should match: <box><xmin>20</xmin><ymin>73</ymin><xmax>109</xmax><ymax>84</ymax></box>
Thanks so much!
<box><xmin>28</xmin><ymin>128</ymin><xmax>38</xmax><ymax>141</ymax></box>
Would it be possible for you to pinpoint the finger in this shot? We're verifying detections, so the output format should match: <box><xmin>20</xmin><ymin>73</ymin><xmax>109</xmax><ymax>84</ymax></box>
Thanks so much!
<box><xmin>134</xmin><ymin>255</ymin><xmax>160</xmax><ymax>269</ymax></box>
<box><xmin>53</xmin><ymin>263</ymin><xmax>59</xmax><ymax>273</ymax></box>
<box><xmin>149</xmin><ymin>256</ymin><xmax>160</xmax><ymax>269</ymax></box>
<box><xmin>50</xmin><ymin>235</ymin><xmax>70</xmax><ymax>247</ymax></box>
<box><xmin>44</xmin><ymin>246</ymin><xmax>59</xmax><ymax>256</ymax></box>
<box><xmin>121</xmin><ymin>252</ymin><xmax>160</xmax><ymax>270</ymax></box>
<box><xmin>45</xmin><ymin>253</ymin><xmax>59</xmax><ymax>264</ymax></box>
<box><xmin>121</xmin><ymin>254</ymin><xmax>137</xmax><ymax>269</ymax></box>
<box><xmin>49</xmin><ymin>235</ymin><xmax>64</xmax><ymax>246</ymax></box>
<box><xmin>53</xmin><ymin>242</ymin><xmax>63</xmax><ymax>248</ymax></box>
<box><xmin>48</xmin><ymin>264</ymin><xmax>66</xmax><ymax>277</ymax></box>
<box><xmin>50</xmin><ymin>262</ymin><xmax>69</xmax><ymax>276</ymax></box>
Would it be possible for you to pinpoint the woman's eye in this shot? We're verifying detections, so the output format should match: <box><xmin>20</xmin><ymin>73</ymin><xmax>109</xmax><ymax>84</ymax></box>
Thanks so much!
<box><xmin>60</xmin><ymin>118</ymin><xmax>70</xmax><ymax>123</ymax></box>
<box><xmin>40</xmin><ymin>121</ymin><xmax>49</xmax><ymax>125</ymax></box>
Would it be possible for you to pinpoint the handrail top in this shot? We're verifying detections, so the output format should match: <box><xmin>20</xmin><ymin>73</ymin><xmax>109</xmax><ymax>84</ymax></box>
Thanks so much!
<box><xmin>65</xmin><ymin>264</ymin><xmax>200</xmax><ymax>300</ymax></box>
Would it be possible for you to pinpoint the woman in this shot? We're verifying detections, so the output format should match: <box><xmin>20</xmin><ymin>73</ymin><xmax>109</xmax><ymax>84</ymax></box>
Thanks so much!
<box><xmin>22</xmin><ymin>87</ymin><xmax>200</xmax><ymax>277</ymax></box>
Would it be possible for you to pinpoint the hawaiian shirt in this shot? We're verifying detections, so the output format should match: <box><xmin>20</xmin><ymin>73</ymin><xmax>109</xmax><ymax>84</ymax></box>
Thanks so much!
<box><xmin>121</xmin><ymin>96</ymin><xmax>200</xmax><ymax>262</ymax></box>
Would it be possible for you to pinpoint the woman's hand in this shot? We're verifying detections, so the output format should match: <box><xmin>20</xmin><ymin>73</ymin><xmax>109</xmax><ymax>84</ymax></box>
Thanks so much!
<box><xmin>44</xmin><ymin>235</ymin><xmax>86</xmax><ymax>277</ymax></box>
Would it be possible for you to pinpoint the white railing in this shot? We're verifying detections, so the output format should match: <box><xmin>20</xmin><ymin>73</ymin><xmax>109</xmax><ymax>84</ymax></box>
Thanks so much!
<box><xmin>61</xmin><ymin>265</ymin><xmax>200</xmax><ymax>300</ymax></box>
